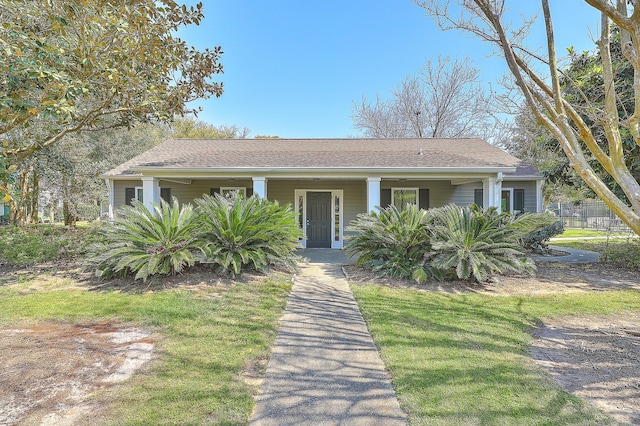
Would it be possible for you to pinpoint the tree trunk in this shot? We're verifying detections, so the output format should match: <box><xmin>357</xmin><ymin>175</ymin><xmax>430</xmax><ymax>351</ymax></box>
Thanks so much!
<box><xmin>62</xmin><ymin>200</ymin><xmax>77</xmax><ymax>227</ymax></box>
<box><xmin>9</xmin><ymin>166</ymin><xmax>38</xmax><ymax>226</ymax></box>
<box><xmin>26</xmin><ymin>168</ymin><xmax>39</xmax><ymax>224</ymax></box>
<box><xmin>62</xmin><ymin>174</ymin><xmax>77</xmax><ymax>227</ymax></box>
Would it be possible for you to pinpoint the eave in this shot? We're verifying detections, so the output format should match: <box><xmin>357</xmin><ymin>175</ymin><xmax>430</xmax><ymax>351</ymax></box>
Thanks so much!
<box><xmin>104</xmin><ymin>166</ymin><xmax>518</xmax><ymax>180</ymax></box>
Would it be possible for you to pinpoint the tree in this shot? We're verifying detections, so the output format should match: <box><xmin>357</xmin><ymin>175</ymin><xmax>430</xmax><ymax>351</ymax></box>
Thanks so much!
<box><xmin>0</xmin><ymin>0</ymin><xmax>223</xmax><ymax>195</ymax></box>
<box><xmin>417</xmin><ymin>0</ymin><xmax>640</xmax><ymax>235</ymax></box>
<box><xmin>506</xmin><ymin>26</ymin><xmax>640</xmax><ymax>203</ymax></box>
<box><xmin>9</xmin><ymin>122</ymin><xmax>168</xmax><ymax>225</ymax></box>
<box><xmin>170</xmin><ymin>117</ymin><xmax>250</xmax><ymax>139</ymax></box>
<box><xmin>352</xmin><ymin>56</ymin><xmax>499</xmax><ymax>140</ymax></box>
<box><xmin>504</xmin><ymin>106</ymin><xmax>590</xmax><ymax>204</ymax></box>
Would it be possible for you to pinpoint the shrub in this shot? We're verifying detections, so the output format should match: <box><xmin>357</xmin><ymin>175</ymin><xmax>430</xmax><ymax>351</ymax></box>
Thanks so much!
<box><xmin>428</xmin><ymin>204</ymin><xmax>536</xmax><ymax>282</ymax></box>
<box><xmin>195</xmin><ymin>194</ymin><xmax>302</xmax><ymax>277</ymax></box>
<box><xmin>346</xmin><ymin>204</ymin><xmax>442</xmax><ymax>282</ymax></box>
<box><xmin>91</xmin><ymin>198</ymin><xmax>202</xmax><ymax>281</ymax></box>
<box><xmin>600</xmin><ymin>240</ymin><xmax>640</xmax><ymax>270</ymax></box>
<box><xmin>521</xmin><ymin>219</ymin><xmax>564</xmax><ymax>254</ymax></box>
<box><xmin>0</xmin><ymin>224</ymin><xmax>92</xmax><ymax>266</ymax></box>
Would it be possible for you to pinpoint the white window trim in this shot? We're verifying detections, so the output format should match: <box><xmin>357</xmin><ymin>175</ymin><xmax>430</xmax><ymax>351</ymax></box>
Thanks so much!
<box><xmin>391</xmin><ymin>187</ymin><xmax>419</xmax><ymax>210</ymax></box>
<box><xmin>135</xmin><ymin>186</ymin><xmax>143</xmax><ymax>202</ymax></box>
<box><xmin>220</xmin><ymin>187</ymin><xmax>247</xmax><ymax>197</ymax></box>
<box><xmin>294</xmin><ymin>189</ymin><xmax>344</xmax><ymax>249</ymax></box>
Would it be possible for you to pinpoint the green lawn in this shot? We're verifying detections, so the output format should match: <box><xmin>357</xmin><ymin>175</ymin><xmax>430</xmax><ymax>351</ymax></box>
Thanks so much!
<box><xmin>0</xmin><ymin>274</ymin><xmax>291</xmax><ymax>425</ymax></box>
<box><xmin>554</xmin><ymin>228</ymin><xmax>633</xmax><ymax>238</ymax></box>
<box><xmin>352</xmin><ymin>285</ymin><xmax>640</xmax><ymax>425</ymax></box>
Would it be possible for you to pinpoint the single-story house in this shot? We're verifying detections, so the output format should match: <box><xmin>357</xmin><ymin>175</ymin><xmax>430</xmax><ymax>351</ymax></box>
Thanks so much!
<box><xmin>102</xmin><ymin>138</ymin><xmax>544</xmax><ymax>249</ymax></box>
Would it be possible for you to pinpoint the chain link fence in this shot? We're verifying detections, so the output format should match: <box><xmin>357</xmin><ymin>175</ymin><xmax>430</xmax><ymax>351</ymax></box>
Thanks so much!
<box><xmin>547</xmin><ymin>201</ymin><xmax>631</xmax><ymax>231</ymax></box>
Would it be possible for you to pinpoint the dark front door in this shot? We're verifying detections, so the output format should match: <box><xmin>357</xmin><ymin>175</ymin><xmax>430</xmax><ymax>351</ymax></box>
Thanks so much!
<box><xmin>306</xmin><ymin>192</ymin><xmax>332</xmax><ymax>248</ymax></box>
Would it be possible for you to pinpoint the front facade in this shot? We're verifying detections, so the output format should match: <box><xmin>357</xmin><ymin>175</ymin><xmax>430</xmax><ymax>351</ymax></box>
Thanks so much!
<box><xmin>103</xmin><ymin>138</ymin><xmax>544</xmax><ymax>249</ymax></box>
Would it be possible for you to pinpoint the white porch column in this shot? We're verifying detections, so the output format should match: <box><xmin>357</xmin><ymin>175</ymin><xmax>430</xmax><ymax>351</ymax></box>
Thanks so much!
<box><xmin>483</xmin><ymin>173</ymin><xmax>503</xmax><ymax>212</ymax></box>
<box><xmin>104</xmin><ymin>178</ymin><xmax>115</xmax><ymax>219</ymax></box>
<box><xmin>141</xmin><ymin>177</ymin><xmax>160</xmax><ymax>212</ymax></box>
<box><xmin>536</xmin><ymin>179</ymin><xmax>544</xmax><ymax>212</ymax></box>
<box><xmin>366</xmin><ymin>177</ymin><xmax>381</xmax><ymax>213</ymax></box>
<box><xmin>252</xmin><ymin>177</ymin><xmax>267</xmax><ymax>198</ymax></box>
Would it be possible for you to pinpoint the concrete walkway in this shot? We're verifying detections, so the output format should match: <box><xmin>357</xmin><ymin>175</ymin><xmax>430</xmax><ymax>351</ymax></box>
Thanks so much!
<box><xmin>530</xmin><ymin>245</ymin><xmax>600</xmax><ymax>263</ymax></box>
<box><xmin>249</xmin><ymin>251</ymin><xmax>407</xmax><ymax>426</ymax></box>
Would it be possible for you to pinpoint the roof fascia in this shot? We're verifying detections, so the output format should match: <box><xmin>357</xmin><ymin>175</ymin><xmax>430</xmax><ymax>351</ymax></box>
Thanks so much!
<box><xmin>503</xmin><ymin>175</ymin><xmax>544</xmax><ymax>181</ymax></box>
<box><xmin>128</xmin><ymin>166</ymin><xmax>517</xmax><ymax>179</ymax></box>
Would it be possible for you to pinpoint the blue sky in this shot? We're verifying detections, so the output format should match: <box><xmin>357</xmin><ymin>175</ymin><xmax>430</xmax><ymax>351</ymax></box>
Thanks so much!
<box><xmin>180</xmin><ymin>1</ymin><xmax>601</xmax><ymax>138</ymax></box>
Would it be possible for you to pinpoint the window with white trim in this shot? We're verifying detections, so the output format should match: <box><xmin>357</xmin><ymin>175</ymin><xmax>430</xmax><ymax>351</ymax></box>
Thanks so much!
<box><xmin>391</xmin><ymin>188</ymin><xmax>418</xmax><ymax>211</ymax></box>
<box><xmin>125</xmin><ymin>187</ymin><xmax>143</xmax><ymax>205</ymax></box>
<box><xmin>220</xmin><ymin>187</ymin><xmax>246</xmax><ymax>198</ymax></box>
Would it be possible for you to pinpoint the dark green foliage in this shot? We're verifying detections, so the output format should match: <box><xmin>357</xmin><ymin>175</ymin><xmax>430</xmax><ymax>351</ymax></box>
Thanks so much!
<box><xmin>346</xmin><ymin>204</ymin><xmax>560</xmax><ymax>283</ymax></box>
<box><xmin>428</xmin><ymin>205</ymin><xmax>536</xmax><ymax>282</ymax></box>
<box><xmin>521</xmin><ymin>220</ymin><xmax>564</xmax><ymax>254</ymax></box>
<box><xmin>195</xmin><ymin>194</ymin><xmax>302</xmax><ymax>277</ymax></box>
<box><xmin>346</xmin><ymin>204</ymin><xmax>442</xmax><ymax>282</ymax></box>
<box><xmin>91</xmin><ymin>198</ymin><xmax>202</xmax><ymax>281</ymax></box>
<box><xmin>601</xmin><ymin>240</ymin><xmax>640</xmax><ymax>270</ymax></box>
<box><xmin>0</xmin><ymin>224</ymin><xmax>94</xmax><ymax>266</ymax></box>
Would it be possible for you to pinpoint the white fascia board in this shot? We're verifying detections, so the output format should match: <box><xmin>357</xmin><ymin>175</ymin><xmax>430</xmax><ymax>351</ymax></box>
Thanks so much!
<box><xmin>129</xmin><ymin>166</ymin><xmax>518</xmax><ymax>179</ymax></box>
<box><xmin>100</xmin><ymin>174</ymin><xmax>143</xmax><ymax>180</ymax></box>
<box><xmin>503</xmin><ymin>175</ymin><xmax>544</xmax><ymax>181</ymax></box>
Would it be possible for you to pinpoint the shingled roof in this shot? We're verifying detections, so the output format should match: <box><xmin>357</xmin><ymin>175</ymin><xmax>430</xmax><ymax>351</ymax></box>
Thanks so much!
<box><xmin>103</xmin><ymin>138</ymin><xmax>528</xmax><ymax>177</ymax></box>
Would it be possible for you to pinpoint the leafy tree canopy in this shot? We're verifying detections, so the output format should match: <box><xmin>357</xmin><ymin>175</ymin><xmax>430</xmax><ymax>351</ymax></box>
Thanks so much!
<box><xmin>0</xmin><ymin>0</ymin><xmax>224</xmax><ymax>192</ymax></box>
<box><xmin>508</xmin><ymin>27</ymin><xmax>640</xmax><ymax>203</ymax></box>
<box><xmin>417</xmin><ymin>0</ymin><xmax>640</xmax><ymax>235</ymax></box>
<box><xmin>170</xmin><ymin>117</ymin><xmax>250</xmax><ymax>139</ymax></box>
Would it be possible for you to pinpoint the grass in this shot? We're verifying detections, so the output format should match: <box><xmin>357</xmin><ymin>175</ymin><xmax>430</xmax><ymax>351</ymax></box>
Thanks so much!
<box><xmin>0</xmin><ymin>274</ymin><xmax>292</xmax><ymax>425</ymax></box>
<box><xmin>0</xmin><ymin>223</ymin><xmax>101</xmax><ymax>266</ymax></box>
<box><xmin>554</xmin><ymin>228</ymin><xmax>633</xmax><ymax>238</ymax></box>
<box><xmin>550</xmin><ymin>230</ymin><xmax>640</xmax><ymax>270</ymax></box>
<box><xmin>352</xmin><ymin>285</ymin><xmax>640</xmax><ymax>425</ymax></box>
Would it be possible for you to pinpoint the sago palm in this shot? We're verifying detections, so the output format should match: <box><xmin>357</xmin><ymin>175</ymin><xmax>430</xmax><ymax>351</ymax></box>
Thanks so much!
<box><xmin>195</xmin><ymin>194</ymin><xmax>302</xmax><ymax>277</ymax></box>
<box><xmin>346</xmin><ymin>204</ymin><xmax>441</xmax><ymax>282</ymax></box>
<box><xmin>92</xmin><ymin>198</ymin><xmax>202</xmax><ymax>281</ymax></box>
<box><xmin>428</xmin><ymin>204</ymin><xmax>536</xmax><ymax>282</ymax></box>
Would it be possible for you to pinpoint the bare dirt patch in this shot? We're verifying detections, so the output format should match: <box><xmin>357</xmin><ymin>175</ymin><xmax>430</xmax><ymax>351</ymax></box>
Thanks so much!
<box><xmin>345</xmin><ymin>262</ymin><xmax>640</xmax><ymax>296</ymax></box>
<box><xmin>0</xmin><ymin>261</ymin><xmax>259</xmax><ymax>294</ymax></box>
<box><xmin>346</xmin><ymin>261</ymin><xmax>640</xmax><ymax>423</ymax></box>
<box><xmin>0</xmin><ymin>322</ymin><xmax>154</xmax><ymax>425</ymax></box>
<box><xmin>530</xmin><ymin>315</ymin><xmax>640</xmax><ymax>425</ymax></box>
<box><xmin>1</xmin><ymin>258</ymin><xmax>638</xmax><ymax>424</ymax></box>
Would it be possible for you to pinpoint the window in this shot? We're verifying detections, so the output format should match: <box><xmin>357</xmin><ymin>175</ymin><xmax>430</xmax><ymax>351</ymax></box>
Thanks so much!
<box><xmin>474</xmin><ymin>189</ymin><xmax>483</xmax><ymax>208</ymax></box>
<box><xmin>125</xmin><ymin>187</ymin><xmax>143</xmax><ymax>206</ymax></box>
<box><xmin>392</xmin><ymin>188</ymin><xmax>418</xmax><ymax>211</ymax></box>
<box><xmin>334</xmin><ymin>194</ymin><xmax>340</xmax><ymax>242</ymax></box>
<box><xmin>514</xmin><ymin>189</ymin><xmax>525</xmax><ymax>213</ymax></box>
<box><xmin>220</xmin><ymin>187</ymin><xmax>246</xmax><ymax>198</ymax></box>
<box><xmin>160</xmin><ymin>188</ymin><xmax>172</xmax><ymax>205</ymax></box>
<box><xmin>501</xmin><ymin>190</ymin><xmax>512</xmax><ymax>212</ymax></box>
<box><xmin>297</xmin><ymin>194</ymin><xmax>304</xmax><ymax>233</ymax></box>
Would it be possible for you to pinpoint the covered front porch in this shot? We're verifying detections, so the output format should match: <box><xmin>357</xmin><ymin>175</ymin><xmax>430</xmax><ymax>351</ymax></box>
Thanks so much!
<box><xmin>106</xmin><ymin>171</ymin><xmax>520</xmax><ymax>250</ymax></box>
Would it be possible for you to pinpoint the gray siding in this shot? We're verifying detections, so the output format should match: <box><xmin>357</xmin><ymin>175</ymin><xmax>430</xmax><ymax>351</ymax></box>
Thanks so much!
<box><xmin>450</xmin><ymin>182</ymin><xmax>483</xmax><ymax>206</ymax></box>
<box><xmin>451</xmin><ymin>181</ymin><xmax>540</xmax><ymax>212</ymax></box>
<box><xmin>380</xmin><ymin>180</ymin><xmax>462</xmax><ymax>208</ymax></box>
<box><xmin>113</xmin><ymin>179</ymin><xmax>142</xmax><ymax>210</ymax></box>
<box><xmin>113</xmin><ymin>178</ymin><xmax>540</xmax><ymax>216</ymax></box>
<box><xmin>162</xmin><ymin>179</ymin><xmax>253</xmax><ymax>204</ymax></box>
<box><xmin>267</xmin><ymin>179</ymin><xmax>367</xmax><ymax>230</ymax></box>
<box><xmin>504</xmin><ymin>180</ymin><xmax>538</xmax><ymax>213</ymax></box>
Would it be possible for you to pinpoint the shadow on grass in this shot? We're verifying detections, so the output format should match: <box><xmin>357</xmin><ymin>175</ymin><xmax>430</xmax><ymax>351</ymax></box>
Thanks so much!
<box><xmin>353</xmin><ymin>286</ymin><xmax>618</xmax><ymax>425</ymax></box>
